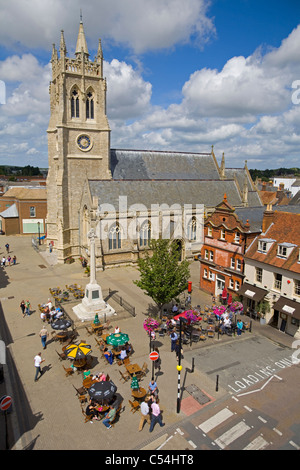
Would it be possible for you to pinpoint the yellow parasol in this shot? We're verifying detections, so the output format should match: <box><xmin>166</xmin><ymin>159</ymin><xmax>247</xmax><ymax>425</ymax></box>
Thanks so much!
<box><xmin>65</xmin><ymin>342</ymin><xmax>92</xmax><ymax>360</ymax></box>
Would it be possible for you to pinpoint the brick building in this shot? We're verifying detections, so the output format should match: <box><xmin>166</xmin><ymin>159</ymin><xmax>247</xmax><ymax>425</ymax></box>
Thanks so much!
<box><xmin>0</xmin><ymin>187</ymin><xmax>47</xmax><ymax>235</ymax></box>
<box><xmin>199</xmin><ymin>194</ymin><xmax>259</xmax><ymax>298</ymax></box>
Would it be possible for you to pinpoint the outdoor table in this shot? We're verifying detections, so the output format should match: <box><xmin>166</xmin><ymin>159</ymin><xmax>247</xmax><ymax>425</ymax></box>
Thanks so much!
<box><xmin>131</xmin><ymin>387</ymin><xmax>147</xmax><ymax>400</ymax></box>
<box><xmin>91</xmin><ymin>323</ymin><xmax>103</xmax><ymax>333</ymax></box>
<box><xmin>73</xmin><ymin>358</ymin><xmax>87</xmax><ymax>369</ymax></box>
<box><xmin>126</xmin><ymin>363</ymin><xmax>142</xmax><ymax>376</ymax></box>
<box><xmin>96</xmin><ymin>404</ymin><xmax>109</xmax><ymax>414</ymax></box>
<box><xmin>101</xmin><ymin>333</ymin><xmax>109</xmax><ymax>342</ymax></box>
<box><xmin>83</xmin><ymin>377</ymin><xmax>97</xmax><ymax>389</ymax></box>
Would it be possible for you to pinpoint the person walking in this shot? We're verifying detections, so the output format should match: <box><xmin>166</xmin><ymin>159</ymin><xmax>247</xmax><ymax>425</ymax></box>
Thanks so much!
<box><xmin>170</xmin><ymin>331</ymin><xmax>178</xmax><ymax>352</ymax></box>
<box><xmin>5</xmin><ymin>243</ymin><xmax>9</xmax><ymax>254</ymax></box>
<box><xmin>138</xmin><ymin>396</ymin><xmax>151</xmax><ymax>431</ymax></box>
<box><xmin>20</xmin><ymin>300</ymin><xmax>26</xmax><ymax>318</ymax></box>
<box><xmin>34</xmin><ymin>352</ymin><xmax>45</xmax><ymax>382</ymax></box>
<box><xmin>39</xmin><ymin>326</ymin><xmax>49</xmax><ymax>349</ymax></box>
<box><xmin>149</xmin><ymin>398</ymin><xmax>165</xmax><ymax>432</ymax></box>
<box><xmin>25</xmin><ymin>300</ymin><xmax>31</xmax><ymax>316</ymax></box>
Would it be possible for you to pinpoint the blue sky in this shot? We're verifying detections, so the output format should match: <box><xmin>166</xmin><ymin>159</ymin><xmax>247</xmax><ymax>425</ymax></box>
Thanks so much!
<box><xmin>0</xmin><ymin>0</ymin><xmax>300</xmax><ymax>170</ymax></box>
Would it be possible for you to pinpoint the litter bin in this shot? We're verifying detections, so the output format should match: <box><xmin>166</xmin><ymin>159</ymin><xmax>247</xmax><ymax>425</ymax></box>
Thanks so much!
<box><xmin>188</xmin><ymin>281</ymin><xmax>192</xmax><ymax>293</ymax></box>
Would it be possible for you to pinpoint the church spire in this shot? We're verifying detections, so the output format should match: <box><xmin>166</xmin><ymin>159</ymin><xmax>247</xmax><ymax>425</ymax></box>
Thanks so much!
<box><xmin>75</xmin><ymin>17</ymin><xmax>89</xmax><ymax>57</ymax></box>
<box><xmin>59</xmin><ymin>30</ymin><xmax>67</xmax><ymax>55</ymax></box>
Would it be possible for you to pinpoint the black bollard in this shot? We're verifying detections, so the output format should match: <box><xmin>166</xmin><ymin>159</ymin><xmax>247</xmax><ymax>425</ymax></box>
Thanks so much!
<box><xmin>216</xmin><ymin>374</ymin><xmax>219</xmax><ymax>392</ymax></box>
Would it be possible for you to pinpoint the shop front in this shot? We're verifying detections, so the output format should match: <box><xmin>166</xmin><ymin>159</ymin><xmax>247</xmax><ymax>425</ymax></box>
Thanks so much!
<box><xmin>272</xmin><ymin>297</ymin><xmax>300</xmax><ymax>338</ymax></box>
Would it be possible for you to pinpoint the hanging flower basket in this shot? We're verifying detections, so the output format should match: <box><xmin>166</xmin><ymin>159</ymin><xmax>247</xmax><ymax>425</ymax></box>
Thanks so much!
<box><xmin>229</xmin><ymin>301</ymin><xmax>244</xmax><ymax>313</ymax></box>
<box><xmin>143</xmin><ymin>317</ymin><xmax>160</xmax><ymax>333</ymax></box>
<box><xmin>212</xmin><ymin>305</ymin><xmax>226</xmax><ymax>317</ymax></box>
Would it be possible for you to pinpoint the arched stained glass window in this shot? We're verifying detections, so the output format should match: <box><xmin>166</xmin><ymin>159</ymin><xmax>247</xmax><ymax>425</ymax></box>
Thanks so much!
<box><xmin>139</xmin><ymin>221</ymin><xmax>151</xmax><ymax>247</ymax></box>
<box><xmin>187</xmin><ymin>216</ymin><xmax>197</xmax><ymax>241</ymax></box>
<box><xmin>71</xmin><ymin>89</ymin><xmax>80</xmax><ymax>118</ymax></box>
<box><xmin>108</xmin><ymin>223</ymin><xmax>121</xmax><ymax>250</ymax></box>
<box><xmin>86</xmin><ymin>91</ymin><xmax>94</xmax><ymax>119</ymax></box>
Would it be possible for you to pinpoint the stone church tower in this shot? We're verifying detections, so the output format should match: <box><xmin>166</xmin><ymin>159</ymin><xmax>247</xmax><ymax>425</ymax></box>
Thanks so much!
<box><xmin>46</xmin><ymin>21</ymin><xmax>111</xmax><ymax>262</ymax></box>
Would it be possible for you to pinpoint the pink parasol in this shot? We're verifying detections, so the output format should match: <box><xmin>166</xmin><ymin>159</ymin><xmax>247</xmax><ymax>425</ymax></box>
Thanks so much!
<box><xmin>222</xmin><ymin>287</ymin><xmax>227</xmax><ymax>299</ymax></box>
<box><xmin>173</xmin><ymin>310</ymin><xmax>201</xmax><ymax>322</ymax></box>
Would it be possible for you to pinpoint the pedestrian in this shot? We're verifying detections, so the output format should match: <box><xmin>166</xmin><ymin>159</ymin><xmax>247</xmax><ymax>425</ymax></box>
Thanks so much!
<box><xmin>1</xmin><ymin>256</ymin><xmax>6</xmax><ymax>266</ymax></box>
<box><xmin>138</xmin><ymin>396</ymin><xmax>151</xmax><ymax>431</ymax></box>
<box><xmin>5</xmin><ymin>243</ymin><xmax>9</xmax><ymax>254</ymax></box>
<box><xmin>174</xmin><ymin>340</ymin><xmax>183</xmax><ymax>362</ymax></box>
<box><xmin>20</xmin><ymin>300</ymin><xmax>26</xmax><ymax>318</ymax></box>
<box><xmin>149</xmin><ymin>397</ymin><xmax>165</xmax><ymax>432</ymax></box>
<box><xmin>170</xmin><ymin>331</ymin><xmax>178</xmax><ymax>352</ymax></box>
<box><xmin>12</xmin><ymin>255</ymin><xmax>16</xmax><ymax>265</ymax></box>
<box><xmin>236</xmin><ymin>319</ymin><xmax>243</xmax><ymax>336</ymax></box>
<box><xmin>153</xmin><ymin>347</ymin><xmax>161</xmax><ymax>372</ymax></box>
<box><xmin>39</xmin><ymin>326</ymin><xmax>49</xmax><ymax>349</ymax></box>
<box><xmin>25</xmin><ymin>299</ymin><xmax>31</xmax><ymax>316</ymax></box>
<box><xmin>148</xmin><ymin>379</ymin><xmax>159</xmax><ymax>398</ymax></box>
<box><xmin>7</xmin><ymin>255</ymin><xmax>11</xmax><ymax>266</ymax></box>
<box><xmin>34</xmin><ymin>352</ymin><xmax>45</xmax><ymax>382</ymax></box>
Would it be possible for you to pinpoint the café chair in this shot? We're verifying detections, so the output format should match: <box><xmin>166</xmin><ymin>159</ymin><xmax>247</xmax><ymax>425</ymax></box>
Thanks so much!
<box><xmin>63</xmin><ymin>365</ymin><xmax>74</xmax><ymax>377</ymax></box>
<box><xmin>128</xmin><ymin>400</ymin><xmax>140</xmax><ymax>413</ymax></box>
<box><xmin>119</xmin><ymin>370</ymin><xmax>130</xmax><ymax>383</ymax></box>
<box><xmin>73</xmin><ymin>384</ymin><xmax>87</xmax><ymax>404</ymax></box>
<box><xmin>56</xmin><ymin>350</ymin><xmax>67</xmax><ymax>361</ymax></box>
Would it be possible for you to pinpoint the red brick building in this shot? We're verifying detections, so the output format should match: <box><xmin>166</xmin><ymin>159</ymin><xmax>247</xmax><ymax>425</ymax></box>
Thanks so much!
<box><xmin>0</xmin><ymin>187</ymin><xmax>47</xmax><ymax>235</ymax></box>
<box><xmin>200</xmin><ymin>194</ymin><xmax>259</xmax><ymax>299</ymax></box>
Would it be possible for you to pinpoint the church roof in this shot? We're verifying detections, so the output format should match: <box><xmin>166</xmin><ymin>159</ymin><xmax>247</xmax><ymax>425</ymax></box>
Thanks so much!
<box><xmin>110</xmin><ymin>149</ymin><xmax>220</xmax><ymax>180</ymax></box>
<box><xmin>89</xmin><ymin>179</ymin><xmax>251</xmax><ymax>211</ymax></box>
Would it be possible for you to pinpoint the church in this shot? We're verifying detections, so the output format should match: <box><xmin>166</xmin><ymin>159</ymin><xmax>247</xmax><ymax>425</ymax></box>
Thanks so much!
<box><xmin>46</xmin><ymin>20</ymin><xmax>262</xmax><ymax>270</ymax></box>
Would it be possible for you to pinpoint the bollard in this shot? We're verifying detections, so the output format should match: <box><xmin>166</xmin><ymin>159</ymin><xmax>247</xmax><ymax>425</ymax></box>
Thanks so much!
<box><xmin>216</xmin><ymin>374</ymin><xmax>219</xmax><ymax>392</ymax></box>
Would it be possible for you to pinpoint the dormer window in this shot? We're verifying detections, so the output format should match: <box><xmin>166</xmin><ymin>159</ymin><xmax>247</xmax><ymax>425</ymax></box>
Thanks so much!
<box><xmin>277</xmin><ymin>242</ymin><xmax>296</xmax><ymax>259</ymax></box>
<box><xmin>258</xmin><ymin>238</ymin><xmax>275</xmax><ymax>254</ymax></box>
<box><xmin>277</xmin><ymin>244</ymin><xmax>287</xmax><ymax>258</ymax></box>
<box><xmin>220</xmin><ymin>228</ymin><xmax>225</xmax><ymax>240</ymax></box>
<box><xmin>207</xmin><ymin>226</ymin><xmax>212</xmax><ymax>237</ymax></box>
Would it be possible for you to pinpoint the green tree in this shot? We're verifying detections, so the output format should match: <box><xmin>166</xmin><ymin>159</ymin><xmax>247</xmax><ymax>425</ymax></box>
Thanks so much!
<box><xmin>134</xmin><ymin>239</ymin><xmax>190</xmax><ymax>317</ymax></box>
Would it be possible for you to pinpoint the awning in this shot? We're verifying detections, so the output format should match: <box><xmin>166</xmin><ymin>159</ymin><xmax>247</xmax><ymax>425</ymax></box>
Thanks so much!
<box><xmin>273</xmin><ymin>297</ymin><xmax>300</xmax><ymax>320</ymax></box>
<box><xmin>238</xmin><ymin>282</ymin><xmax>268</xmax><ymax>302</ymax></box>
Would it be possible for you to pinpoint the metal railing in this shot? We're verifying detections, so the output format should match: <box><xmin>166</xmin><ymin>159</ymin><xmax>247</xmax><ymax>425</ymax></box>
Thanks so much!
<box><xmin>108</xmin><ymin>288</ymin><xmax>136</xmax><ymax>317</ymax></box>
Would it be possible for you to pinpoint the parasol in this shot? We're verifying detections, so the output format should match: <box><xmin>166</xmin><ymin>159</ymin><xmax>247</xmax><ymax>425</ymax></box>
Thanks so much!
<box><xmin>65</xmin><ymin>342</ymin><xmax>92</xmax><ymax>360</ymax></box>
<box><xmin>222</xmin><ymin>287</ymin><xmax>227</xmax><ymax>299</ymax></box>
<box><xmin>106</xmin><ymin>333</ymin><xmax>129</xmax><ymax>347</ymax></box>
<box><xmin>88</xmin><ymin>380</ymin><xmax>117</xmax><ymax>402</ymax></box>
<box><xmin>51</xmin><ymin>318</ymin><xmax>72</xmax><ymax>330</ymax></box>
<box><xmin>173</xmin><ymin>310</ymin><xmax>200</xmax><ymax>322</ymax></box>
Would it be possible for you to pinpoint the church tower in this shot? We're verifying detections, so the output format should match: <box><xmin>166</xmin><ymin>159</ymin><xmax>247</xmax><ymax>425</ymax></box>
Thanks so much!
<box><xmin>46</xmin><ymin>20</ymin><xmax>111</xmax><ymax>262</ymax></box>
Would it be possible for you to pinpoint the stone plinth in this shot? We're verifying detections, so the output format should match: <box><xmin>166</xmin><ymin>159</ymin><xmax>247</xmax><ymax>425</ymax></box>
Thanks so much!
<box><xmin>72</xmin><ymin>228</ymin><xmax>115</xmax><ymax>322</ymax></box>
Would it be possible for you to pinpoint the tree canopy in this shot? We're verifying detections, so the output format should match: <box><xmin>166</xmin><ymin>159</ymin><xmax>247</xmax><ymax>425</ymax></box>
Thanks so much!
<box><xmin>134</xmin><ymin>239</ymin><xmax>190</xmax><ymax>316</ymax></box>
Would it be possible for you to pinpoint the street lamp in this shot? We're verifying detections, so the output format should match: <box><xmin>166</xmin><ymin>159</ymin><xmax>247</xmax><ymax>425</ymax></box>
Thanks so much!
<box><xmin>37</xmin><ymin>221</ymin><xmax>40</xmax><ymax>245</ymax></box>
<box><xmin>176</xmin><ymin>317</ymin><xmax>183</xmax><ymax>413</ymax></box>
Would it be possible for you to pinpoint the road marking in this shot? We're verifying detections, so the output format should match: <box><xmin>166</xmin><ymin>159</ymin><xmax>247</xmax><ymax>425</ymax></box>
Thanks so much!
<box><xmin>243</xmin><ymin>436</ymin><xmax>269</xmax><ymax>450</ymax></box>
<box><xmin>188</xmin><ymin>440</ymin><xmax>197</xmax><ymax>449</ymax></box>
<box><xmin>258</xmin><ymin>416</ymin><xmax>267</xmax><ymax>424</ymax></box>
<box><xmin>273</xmin><ymin>428</ymin><xmax>283</xmax><ymax>436</ymax></box>
<box><xmin>236</xmin><ymin>374</ymin><xmax>282</xmax><ymax>397</ymax></box>
<box><xmin>198</xmin><ymin>408</ymin><xmax>234</xmax><ymax>433</ymax></box>
<box><xmin>176</xmin><ymin>428</ymin><xmax>184</xmax><ymax>435</ymax></box>
<box><xmin>244</xmin><ymin>405</ymin><xmax>252</xmax><ymax>412</ymax></box>
<box><xmin>215</xmin><ymin>421</ymin><xmax>251</xmax><ymax>449</ymax></box>
<box><xmin>289</xmin><ymin>441</ymin><xmax>300</xmax><ymax>450</ymax></box>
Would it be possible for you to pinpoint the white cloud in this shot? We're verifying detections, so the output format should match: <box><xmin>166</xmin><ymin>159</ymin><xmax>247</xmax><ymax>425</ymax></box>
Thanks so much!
<box><xmin>0</xmin><ymin>0</ymin><xmax>215</xmax><ymax>54</ymax></box>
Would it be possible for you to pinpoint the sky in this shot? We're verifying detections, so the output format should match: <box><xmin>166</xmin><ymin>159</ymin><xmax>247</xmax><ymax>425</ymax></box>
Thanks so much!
<box><xmin>0</xmin><ymin>0</ymin><xmax>300</xmax><ymax>170</ymax></box>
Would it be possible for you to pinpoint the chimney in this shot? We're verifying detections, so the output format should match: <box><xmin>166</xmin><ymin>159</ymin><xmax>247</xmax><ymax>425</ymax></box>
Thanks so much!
<box><xmin>262</xmin><ymin>203</ymin><xmax>274</xmax><ymax>233</ymax></box>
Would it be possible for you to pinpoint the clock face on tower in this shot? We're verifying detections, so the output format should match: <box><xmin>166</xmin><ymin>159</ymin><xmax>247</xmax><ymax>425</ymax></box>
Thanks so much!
<box><xmin>76</xmin><ymin>134</ymin><xmax>92</xmax><ymax>151</ymax></box>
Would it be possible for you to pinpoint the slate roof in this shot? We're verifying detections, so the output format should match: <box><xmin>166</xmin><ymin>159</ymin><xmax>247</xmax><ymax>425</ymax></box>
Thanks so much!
<box><xmin>90</xmin><ymin>179</ymin><xmax>249</xmax><ymax>211</ymax></box>
<box><xmin>0</xmin><ymin>203</ymin><xmax>19</xmax><ymax>218</ymax></box>
<box><xmin>110</xmin><ymin>149</ymin><xmax>220</xmax><ymax>180</ymax></box>
<box><xmin>235</xmin><ymin>205</ymin><xmax>300</xmax><ymax>233</ymax></box>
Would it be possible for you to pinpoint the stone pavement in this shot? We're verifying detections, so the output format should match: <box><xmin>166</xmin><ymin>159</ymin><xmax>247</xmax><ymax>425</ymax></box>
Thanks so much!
<box><xmin>0</xmin><ymin>235</ymin><xmax>295</xmax><ymax>451</ymax></box>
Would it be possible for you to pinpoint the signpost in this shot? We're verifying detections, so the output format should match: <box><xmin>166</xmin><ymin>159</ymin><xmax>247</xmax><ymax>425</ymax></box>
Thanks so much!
<box><xmin>149</xmin><ymin>350</ymin><xmax>159</xmax><ymax>381</ymax></box>
<box><xmin>0</xmin><ymin>395</ymin><xmax>12</xmax><ymax>450</ymax></box>
<box><xmin>149</xmin><ymin>351</ymin><xmax>159</xmax><ymax>362</ymax></box>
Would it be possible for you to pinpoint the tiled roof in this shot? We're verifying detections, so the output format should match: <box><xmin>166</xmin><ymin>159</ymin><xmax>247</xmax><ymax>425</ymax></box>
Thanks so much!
<box><xmin>245</xmin><ymin>211</ymin><xmax>300</xmax><ymax>273</ymax></box>
<box><xmin>1</xmin><ymin>187</ymin><xmax>47</xmax><ymax>200</ymax></box>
